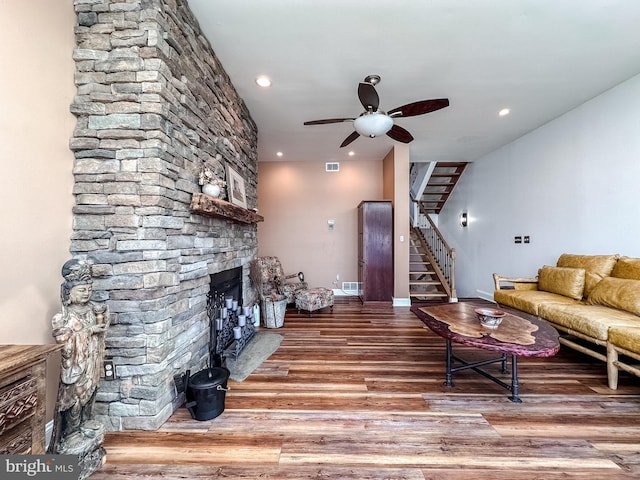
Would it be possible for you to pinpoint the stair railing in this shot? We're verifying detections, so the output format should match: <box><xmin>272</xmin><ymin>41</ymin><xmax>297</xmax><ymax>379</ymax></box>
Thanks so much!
<box><xmin>413</xmin><ymin>201</ymin><xmax>457</xmax><ymax>301</ymax></box>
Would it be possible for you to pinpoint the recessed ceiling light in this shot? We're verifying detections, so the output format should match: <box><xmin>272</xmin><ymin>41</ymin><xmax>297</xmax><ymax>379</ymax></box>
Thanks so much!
<box><xmin>276</xmin><ymin>151</ymin><xmax>283</xmax><ymax>157</ymax></box>
<box><xmin>348</xmin><ymin>151</ymin><xmax>355</xmax><ymax>156</ymax></box>
<box><xmin>498</xmin><ymin>108</ymin><xmax>511</xmax><ymax>117</ymax></box>
<box><xmin>255</xmin><ymin>75</ymin><xmax>271</xmax><ymax>87</ymax></box>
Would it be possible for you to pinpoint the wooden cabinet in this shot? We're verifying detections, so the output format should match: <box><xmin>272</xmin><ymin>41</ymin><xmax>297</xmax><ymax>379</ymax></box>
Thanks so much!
<box><xmin>0</xmin><ymin>345</ymin><xmax>60</xmax><ymax>454</ymax></box>
<box><xmin>358</xmin><ymin>201</ymin><xmax>393</xmax><ymax>303</ymax></box>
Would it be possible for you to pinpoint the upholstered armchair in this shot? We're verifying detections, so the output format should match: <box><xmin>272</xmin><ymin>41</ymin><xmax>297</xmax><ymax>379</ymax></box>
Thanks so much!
<box><xmin>250</xmin><ymin>256</ymin><xmax>308</xmax><ymax>304</ymax></box>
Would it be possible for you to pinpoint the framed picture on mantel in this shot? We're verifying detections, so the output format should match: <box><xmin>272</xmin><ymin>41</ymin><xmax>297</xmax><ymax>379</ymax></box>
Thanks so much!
<box><xmin>226</xmin><ymin>165</ymin><xmax>247</xmax><ymax>209</ymax></box>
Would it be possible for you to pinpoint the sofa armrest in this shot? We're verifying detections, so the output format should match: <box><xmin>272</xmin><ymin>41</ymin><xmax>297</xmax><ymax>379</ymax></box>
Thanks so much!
<box><xmin>493</xmin><ymin>273</ymin><xmax>539</xmax><ymax>291</ymax></box>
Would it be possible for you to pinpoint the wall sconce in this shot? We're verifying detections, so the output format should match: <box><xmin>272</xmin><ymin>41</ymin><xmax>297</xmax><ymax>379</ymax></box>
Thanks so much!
<box><xmin>460</xmin><ymin>212</ymin><xmax>468</xmax><ymax>227</ymax></box>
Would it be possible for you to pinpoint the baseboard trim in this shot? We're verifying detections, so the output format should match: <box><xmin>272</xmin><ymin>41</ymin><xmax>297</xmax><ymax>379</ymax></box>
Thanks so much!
<box><xmin>46</xmin><ymin>419</ymin><xmax>53</xmax><ymax>449</ymax></box>
<box><xmin>332</xmin><ymin>289</ymin><xmax>358</xmax><ymax>296</ymax></box>
<box><xmin>476</xmin><ymin>289</ymin><xmax>495</xmax><ymax>302</ymax></box>
<box><xmin>393</xmin><ymin>297</ymin><xmax>411</xmax><ymax>307</ymax></box>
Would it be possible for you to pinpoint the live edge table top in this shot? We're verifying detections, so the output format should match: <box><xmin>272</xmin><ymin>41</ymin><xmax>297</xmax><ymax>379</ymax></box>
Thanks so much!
<box><xmin>411</xmin><ymin>302</ymin><xmax>560</xmax><ymax>358</ymax></box>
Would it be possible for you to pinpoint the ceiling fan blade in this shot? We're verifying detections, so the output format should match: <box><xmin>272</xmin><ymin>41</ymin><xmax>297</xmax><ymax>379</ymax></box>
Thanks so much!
<box><xmin>304</xmin><ymin>118</ymin><xmax>354</xmax><ymax>125</ymax></box>
<box><xmin>358</xmin><ymin>82</ymin><xmax>379</xmax><ymax>111</ymax></box>
<box><xmin>340</xmin><ymin>131</ymin><xmax>360</xmax><ymax>148</ymax></box>
<box><xmin>386</xmin><ymin>124</ymin><xmax>414</xmax><ymax>143</ymax></box>
<box><xmin>388</xmin><ymin>98</ymin><xmax>449</xmax><ymax>118</ymax></box>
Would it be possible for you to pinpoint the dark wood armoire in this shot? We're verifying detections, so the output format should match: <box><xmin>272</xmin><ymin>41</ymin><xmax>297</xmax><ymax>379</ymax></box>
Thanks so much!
<box><xmin>358</xmin><ymin>200</ymin><xmax>393</xmax><ymax>304</ymax></box>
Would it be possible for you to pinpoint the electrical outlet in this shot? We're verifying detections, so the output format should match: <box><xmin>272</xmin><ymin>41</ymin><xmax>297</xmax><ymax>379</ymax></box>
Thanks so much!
<box><xmin>103</xmin><ymin>360</ymin><xmax>116</xmax><ymax>380</ymax></box>
<box><xmin>336</xmin><ymin>274</ymin><xmax>340</xmax><ymax>281</ymax></box>
<box><xmin>524</xmin><ymin>236</ymin><xmax>530</xmax><ymax>244</ymax></box>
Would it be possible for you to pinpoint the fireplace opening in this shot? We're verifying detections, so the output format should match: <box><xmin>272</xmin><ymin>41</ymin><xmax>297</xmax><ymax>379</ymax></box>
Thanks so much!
<box><xmin>207</xmin><ymin>266</ymin><xmax>251</xmax><ymax>367</ymax></box>
<box><xmin>209</xmin><ymin>266</ymin><xmax>243</xmax><ymax>306</ymax></box>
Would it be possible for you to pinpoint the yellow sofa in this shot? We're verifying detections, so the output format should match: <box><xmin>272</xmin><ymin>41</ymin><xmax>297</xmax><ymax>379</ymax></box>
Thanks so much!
<box><xmin>493</xmin><ymin>254</ymin><xmax>640</xmax><ymax>389</ymax></box>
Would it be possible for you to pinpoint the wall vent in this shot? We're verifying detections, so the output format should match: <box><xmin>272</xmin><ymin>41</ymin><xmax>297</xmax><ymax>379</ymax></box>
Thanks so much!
<box><xmin>325</xmin><ymin>162</ymin><xmax>339</xmax><ymax>172</ymax></box>
<box><xmin>341</xmin><ymin>281</ymin><xmax>361</xmax><ymax>295</ymax></box>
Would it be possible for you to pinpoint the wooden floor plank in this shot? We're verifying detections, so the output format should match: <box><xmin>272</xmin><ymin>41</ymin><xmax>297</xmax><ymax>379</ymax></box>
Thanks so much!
<box><xmin>91</xmin><ymin>298</ymin><xmax>640</xmax><ymax>479</ymax></box>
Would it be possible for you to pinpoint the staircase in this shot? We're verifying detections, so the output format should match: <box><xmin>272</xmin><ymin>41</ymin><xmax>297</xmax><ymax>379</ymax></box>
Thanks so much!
<box><xmin>409</xmin><ymin>229</ymin><xmax>448</xmax><ymax>302</ymax></box>
<box><xmin>408</xmin><ymin>161</ymin><xmax>467</xmax><ymax>303</ymax></box>
<box><xmin>419</xmin><ymin>162</ymin><xmax>468</xmax><ymax>214</ymax></box>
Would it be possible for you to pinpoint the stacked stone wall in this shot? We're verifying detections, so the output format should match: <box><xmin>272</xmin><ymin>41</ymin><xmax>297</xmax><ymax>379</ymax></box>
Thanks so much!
<box><xmin>70</xmin><ymin>0</ymin><xmax>258</xmax><ymax>430</ymax></box>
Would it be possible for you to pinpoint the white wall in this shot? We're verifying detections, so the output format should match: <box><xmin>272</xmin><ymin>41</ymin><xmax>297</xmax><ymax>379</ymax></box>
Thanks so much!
<box><xmin>439</xmin><ymin>73</ymin><xmax>640</xmax><ymax>300</ymax></box>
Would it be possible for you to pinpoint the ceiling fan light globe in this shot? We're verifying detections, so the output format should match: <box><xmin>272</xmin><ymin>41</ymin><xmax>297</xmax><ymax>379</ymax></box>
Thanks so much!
<box><xmin>353</xmin><ymin>112</ymin><xmax>393</xmax><ymax>138</ymax></box>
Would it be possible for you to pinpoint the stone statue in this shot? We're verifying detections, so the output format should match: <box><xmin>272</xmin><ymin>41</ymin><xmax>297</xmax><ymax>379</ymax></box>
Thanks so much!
<box><xmin>48</xmin><ymin>258</ymin><xmax>109</xmax><ymax>457</ymax></box>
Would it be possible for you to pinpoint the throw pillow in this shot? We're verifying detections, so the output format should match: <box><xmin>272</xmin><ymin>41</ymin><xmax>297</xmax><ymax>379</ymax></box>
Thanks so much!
<box><xmin>537</xmin><ymin>266</ymin><xmax>585</xmax><ymax>300</ymax></box>
<box><xmin>556</xmin><ymin>253</ymin><xmax>619</xmax><ymax>297</ymax></box>
<box><xmin>587</xmin><ymin>277</ymin><xmax>640</xmax><ymax>316</ymax></box>
<box><xmin>611</xmin><ymin>257</ymin><xmax>640</xmax><ymax>281</ymax></box>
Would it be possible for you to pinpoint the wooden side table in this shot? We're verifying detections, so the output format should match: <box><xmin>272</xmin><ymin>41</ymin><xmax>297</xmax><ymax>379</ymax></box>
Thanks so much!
<box><xmin>0</xmin><ymin>344</ymin><xmax>61</xmax><ymax>454</ymax></box>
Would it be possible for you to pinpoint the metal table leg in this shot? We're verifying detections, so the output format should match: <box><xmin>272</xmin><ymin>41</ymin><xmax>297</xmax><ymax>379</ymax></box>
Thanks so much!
<box><xmin>508</xmin><ymin>354</ymin><xmax>522</xmax><ymax>403</ymax></box>
<box><xmin>442</xmin><ymin>343</ymin><xmax>523</xmax><ymax>403</ymax></box>
<box><xmin>444</xmin><ymin>339</ymin><xmax>453</xmax><ymax>387</ymax></box>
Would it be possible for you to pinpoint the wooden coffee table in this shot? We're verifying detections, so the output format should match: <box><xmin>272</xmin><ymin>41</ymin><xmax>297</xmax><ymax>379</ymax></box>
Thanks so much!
<box><xmin>411</xmin><ymin>302</ymin><xmax>560</xmax><ymax>402</ymax></box>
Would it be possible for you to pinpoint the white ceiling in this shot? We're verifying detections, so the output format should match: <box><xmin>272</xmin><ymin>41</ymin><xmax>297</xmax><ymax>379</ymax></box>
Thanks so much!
<box><xmin>187</xmin><ymin>0</ymin><xmax>640</xmax><ymax>164</ymax></box>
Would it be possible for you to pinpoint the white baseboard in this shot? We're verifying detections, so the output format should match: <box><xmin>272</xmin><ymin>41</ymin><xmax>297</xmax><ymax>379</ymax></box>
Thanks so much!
<box><xmin>332</xmin><ymin>289</ymin><xmax>358</xmax><ymax>296</ymax></box>
<box><xmin>46</xmin><ymin>419</ymin><xmax>53</xmax><ymax>449</ymax></box>
<box><xmin>476</xmin><ymin>289</ymin><xmax>495</xmax><ymax>302</ymax></box>
<box><xmin>393</xmin><ymin>297</ymin><xmax>411</xmax><ymax>307</ymax></box>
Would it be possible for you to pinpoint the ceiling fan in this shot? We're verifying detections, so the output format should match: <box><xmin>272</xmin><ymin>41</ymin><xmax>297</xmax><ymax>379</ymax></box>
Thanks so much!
<box><xmin>304</xmin><ymin>74</ymin><xmax>449</xmax><ymax>148</ymax></box>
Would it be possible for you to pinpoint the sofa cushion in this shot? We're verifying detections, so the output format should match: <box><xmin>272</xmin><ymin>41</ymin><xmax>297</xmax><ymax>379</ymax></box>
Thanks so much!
<box><xmin>537</xmin><ymin>266</ymin><xmax>585</xmax><ymax>300</ymax></box>
<box><xmin>494</xmin><ymin>289</ymin><xmax>579</xmax><ymax>316</ymax></box>
<box><xmin>608</xmin><ymin>326</ymin><xmax>640</xmax><ymax>353</ymax></box>
<box><xmin>556</xmin><ymin>253</ymin><xmax>618</xmax><ymax>297</ymax></box>
<box><xmin>611</xmin><ymin>257</ymin><xmax>640</xmax><ymax>280</ymax></box>
<box><xmin>587</xmin><ymin>277</ymin><xmax>640</xmax><ymax>316</ymax></box>
<box><xmin>539</xmin><ymin>303</ymin><xmax>640</xmax><ymax>341</ymax></box>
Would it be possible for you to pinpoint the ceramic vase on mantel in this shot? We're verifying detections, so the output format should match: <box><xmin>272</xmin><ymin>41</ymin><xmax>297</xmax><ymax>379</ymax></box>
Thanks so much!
<box><xmin>202</xmin><ymin>183</ymin><xmax>221</xmax><ymax>198</ymax></box>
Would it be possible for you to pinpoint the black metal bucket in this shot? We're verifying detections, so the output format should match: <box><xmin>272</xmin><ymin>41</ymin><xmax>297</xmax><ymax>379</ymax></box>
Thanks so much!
<box><xmin>184</xmin><ymin>366</ymin><xmax>230</xmax><ymax>421</ymax></box>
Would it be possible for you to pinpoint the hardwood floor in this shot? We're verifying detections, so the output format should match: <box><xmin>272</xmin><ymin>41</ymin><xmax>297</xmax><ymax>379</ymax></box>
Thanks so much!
<box><xmin>93</xmin><ymin>298</ymin><xmax>640</xmax><ymax>479</ymax></box>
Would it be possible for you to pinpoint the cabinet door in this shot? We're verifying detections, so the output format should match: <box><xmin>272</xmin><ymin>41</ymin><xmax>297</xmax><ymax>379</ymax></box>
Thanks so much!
<box><xmin>359</xmin><ymin>201</ymin><xmax>393</xmax><ymax>302</ymax></box>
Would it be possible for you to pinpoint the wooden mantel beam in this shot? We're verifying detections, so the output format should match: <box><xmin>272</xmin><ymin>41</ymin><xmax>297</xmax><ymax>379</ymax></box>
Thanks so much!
<box><xmin>190</xmin><ymin>193</ymin><xmax>264</xmax><ymax>224</ymax></box>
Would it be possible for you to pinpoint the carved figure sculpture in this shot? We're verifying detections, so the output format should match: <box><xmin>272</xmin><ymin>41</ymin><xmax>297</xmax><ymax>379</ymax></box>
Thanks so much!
<box><xmin>48</xmin><ymin>258</ymin><xmax>109</xmax><ymax>453</ymax></box>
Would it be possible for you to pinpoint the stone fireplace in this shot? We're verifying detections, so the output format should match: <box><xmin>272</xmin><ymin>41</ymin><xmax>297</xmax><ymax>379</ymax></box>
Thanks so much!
<box><xmin>69</xmin><ymin>0</ymin><xmax>260</xmax><ymax>430</ymax></box>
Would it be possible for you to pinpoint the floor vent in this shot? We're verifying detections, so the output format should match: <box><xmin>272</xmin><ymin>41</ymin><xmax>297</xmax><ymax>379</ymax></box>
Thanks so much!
<box><xmin>341</xmin><ymin>282</ymin><xmax>361</xmax><ymax>294</ymax></box>
<box><xmin>326</xmin><ymin>162</ymin><xmax>339</xmax><ymax>172</ymax></box>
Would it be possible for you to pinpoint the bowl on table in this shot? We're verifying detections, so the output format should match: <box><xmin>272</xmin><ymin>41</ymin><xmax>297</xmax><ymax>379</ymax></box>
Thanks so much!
<box><xmin>474</xmin><ymin>308</ymin><xmax>506</xmax><ymax>329</ymax></box>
